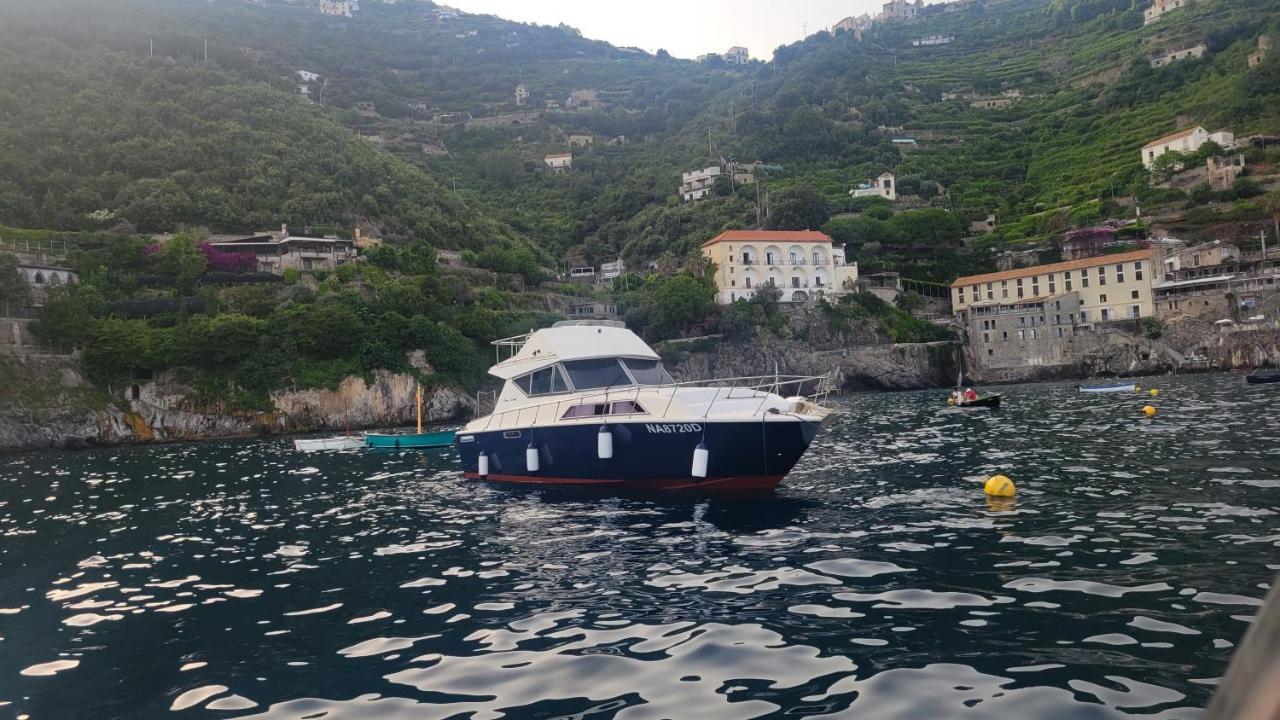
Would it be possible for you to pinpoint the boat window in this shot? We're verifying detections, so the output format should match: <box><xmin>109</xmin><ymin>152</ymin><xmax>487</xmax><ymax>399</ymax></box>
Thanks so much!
<box><xmin>622</xmin><ymin>358</ymin><xmax>673</xmax><ymax>385</ymax></box>
<box><xmin>516</xmin><ymin>365</ymin><xmax>570</xmax><ymax>396</ymax></box>
<box><xmin>562</xmin><ymin>358</ymin><xmax>631</xmax><ymax>390</ymax></box>
<box><xmin>561</xmin><ymin>401</ymin><xmax>648</xmax><ymax>419</ymax></box>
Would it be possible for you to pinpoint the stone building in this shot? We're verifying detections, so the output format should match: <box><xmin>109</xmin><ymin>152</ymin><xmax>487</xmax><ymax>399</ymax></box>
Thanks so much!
<box><xmin>967</xmin><ymin>292</ymin><xmax>1085</xmax><ymax>370</ymax></box>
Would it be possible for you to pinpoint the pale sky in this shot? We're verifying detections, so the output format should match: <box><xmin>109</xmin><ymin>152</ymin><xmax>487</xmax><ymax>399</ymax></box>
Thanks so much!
<box><xmin>446</xmin><ymin>0</ymin><xmax>891</xmax><ymax>60</ymax></box>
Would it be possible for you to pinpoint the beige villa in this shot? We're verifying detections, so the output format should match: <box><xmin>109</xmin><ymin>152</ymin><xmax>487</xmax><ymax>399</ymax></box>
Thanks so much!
<box><xmin>701</xmin><ymin>229</ymin><xmax>859</xmax><ymax>305</ymax></box>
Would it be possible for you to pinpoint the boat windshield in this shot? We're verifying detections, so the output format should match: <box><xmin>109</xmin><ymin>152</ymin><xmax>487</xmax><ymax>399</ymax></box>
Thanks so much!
<box><xmin>622</xmin><ymin>358</ymin><xmax>673</xmax><ymax>385</ymax></box>
<box><xmin>561</xmin><ymin>357</ymin><xmax>674</xmax><ymax>390</ymax></box>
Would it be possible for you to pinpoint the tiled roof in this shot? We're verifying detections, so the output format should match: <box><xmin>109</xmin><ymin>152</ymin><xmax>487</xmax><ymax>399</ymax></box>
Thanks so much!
<box><xmin>950</xmin><ymin>249</ymin><xmax>1152</xmax><ymax>288</ymax></box>
<box><xmin>701</xmin><ymin>230</ymin><xmax>833</xmax><ymax>247</ymax></box>
<box><xmin>1142</xmin><ymin>126</ymin><xmax>1203</xmax><ymax>150</ymax></box>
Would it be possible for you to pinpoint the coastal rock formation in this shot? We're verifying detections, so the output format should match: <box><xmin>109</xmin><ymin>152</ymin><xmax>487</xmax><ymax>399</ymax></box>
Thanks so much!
<box><xmin>0</xmin><ymin>356</ymin><xmax>474</xmax><ymax>452</ymax></box>
<box><xmin>663</xmin><ymin>338</ymin><xmax>958</xmax><ymax>391</ymax></box>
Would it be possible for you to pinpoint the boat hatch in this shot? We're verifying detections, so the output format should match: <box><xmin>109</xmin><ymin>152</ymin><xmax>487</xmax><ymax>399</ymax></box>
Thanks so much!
<box><xmin>503</xmin><ymin>430</ymin><xmax>522</xmax><ymax>439</ymax></box>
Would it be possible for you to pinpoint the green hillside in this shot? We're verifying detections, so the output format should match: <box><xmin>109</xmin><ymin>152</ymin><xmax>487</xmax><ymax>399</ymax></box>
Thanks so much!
<box><xmin>1</xmin><ymin>0</ymin><xmax>1279</xmax><ymax>403</ymax></box>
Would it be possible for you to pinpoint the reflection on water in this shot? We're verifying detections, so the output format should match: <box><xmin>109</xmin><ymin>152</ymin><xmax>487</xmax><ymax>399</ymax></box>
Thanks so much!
<box><xmin>1</xmin><ymin>373</ymin><xmax>1277</xmax><ymax>718</ymax></box>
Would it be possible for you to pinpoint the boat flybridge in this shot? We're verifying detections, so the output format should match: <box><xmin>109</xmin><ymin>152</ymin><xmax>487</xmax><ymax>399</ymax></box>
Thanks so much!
<box><xmin>455</xmin><ymin>321</ymin><xmax>834</xmax><ymax>490</ymax></box>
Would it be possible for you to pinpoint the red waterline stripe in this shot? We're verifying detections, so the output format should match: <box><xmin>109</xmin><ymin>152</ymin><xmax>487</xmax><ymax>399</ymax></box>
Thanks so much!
<box><xmin>464</xmin><ymin>473</ymin><xmax>783</xmax><ymax>491</ymax></box>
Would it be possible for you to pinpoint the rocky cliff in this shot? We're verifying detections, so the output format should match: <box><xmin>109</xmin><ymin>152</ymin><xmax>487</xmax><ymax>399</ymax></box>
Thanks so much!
<box><xmin>662</xmin><ymin>337</ymin><xmax>959</xmax><ymax>392</ymax></box>
<box><xmin>0</xmin><ymin>355</ymin><xmax>474</xmax><ymax>452</ymax></box>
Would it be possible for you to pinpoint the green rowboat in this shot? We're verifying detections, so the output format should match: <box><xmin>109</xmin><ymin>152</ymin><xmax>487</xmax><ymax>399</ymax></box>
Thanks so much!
<box><xmin>364</xmin><ymin>430</ymin><xmax>456</xmax><ymax>449</ymax></box>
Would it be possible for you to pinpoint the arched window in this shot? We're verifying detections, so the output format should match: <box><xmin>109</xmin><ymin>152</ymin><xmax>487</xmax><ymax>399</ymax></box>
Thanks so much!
<box><xmin>33</xmin><ymin>271</ymin><xmax>45</xmax><ymax>285</ymax></box>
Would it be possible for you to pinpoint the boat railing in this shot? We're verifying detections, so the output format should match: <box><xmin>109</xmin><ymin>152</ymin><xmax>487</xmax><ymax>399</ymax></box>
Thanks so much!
<box><xmin>474</xmin><ymin>373</ymin><xmax>835</xmax><ymax>432</ymax></box>
<box><xmin>491</xmin><ymin>331</ymin><xmax>533</xmax><ymax>363</ymax></box>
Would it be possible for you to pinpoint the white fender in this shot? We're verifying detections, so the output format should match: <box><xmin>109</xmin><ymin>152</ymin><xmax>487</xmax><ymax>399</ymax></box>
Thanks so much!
<box><xmin>478</xmin><ymin>452</ymin><xmax>489</xmax><ymax>477</ymax></box>
<box><xmin>597</xmin><ymin>426</ymin><xmax>613</xmax><ymax>460</ymax></box>
<box><xmin>692</xmin><ymin>440</ymin><xmax>709</xmax><ymax>478</ymax></box>
<box><xmin>526</xmin><ymin>443</ymin><xmax>540</xmax><ymax>472</ymax></box>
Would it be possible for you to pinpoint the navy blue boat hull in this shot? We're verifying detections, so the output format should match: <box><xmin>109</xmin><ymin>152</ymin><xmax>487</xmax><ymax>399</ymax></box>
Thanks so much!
<box><xmin>456</xmin><ymin>419</ymin><xmax>820</xmax><ymax>490</ymax></box>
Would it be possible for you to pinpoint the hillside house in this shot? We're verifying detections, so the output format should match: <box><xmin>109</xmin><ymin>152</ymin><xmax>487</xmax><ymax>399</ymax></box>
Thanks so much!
<box><xmin>1140</xmin><ymin>126</ymin><xmax>1235</xmax><ymax>169</ymax></box>
<box><xmin>833</xmin><ymin>14</ymin><xmax>873</xmax><ymax>37</ymax></box>
<box><xmin>208</xmin><ymin>228</ymin><xmax>355</xmax><ymax>274</ymax></box>
<box><xmin>318</xmin><ymin>0</ymin><xmax>358</xmax><ymax>17</ymax></box>
<box><xmin>1249</xmin><ymin>35</ymin><xmax>1271</xmax><ymax>68</ymax></box>
<box><xmin>680</xmin><ymin>166</ymin><xmax>721</xmax><ymax>202</ymax></box>
<box><xmin>850</xmin><ymin>172</ymin><xmax>896</xmax><ymax>201</ymax></box>
<box><xmin>1150</xmin><ymin>44</ymin><xmax>1205</xmax><ymax>68</ymax></box>
<box><xmin>566</xmin><ymin>89</ymin><xmax>601</xmax><ymax>111</ymax></box>
<box><xmin>858</xmin><ymin>272</ymin><xmax>902</xmax><ymax>303</ymax></box>
<box><xmin>1144</xmin><ymin>0</ymin><xmax>1192</xmax><ymax>25</ymax></box>
<box><xmin>1205</xmin><ymin>155</ymin><xmax>1246</xmax><ymax>191</ymax></box>
<box><xmin>544</xmin><ymin>153</ymin><xmax>573</xmax><ymax>173</ymax></box>
<box><xmin>724</xmin><ymin>46</ymin><xmax>750</xmax><ymax>65</ymax></box>
<box><xmin>297</xmin><ymin>70</ymin><xmax>321</xmax><ymax>83</ymax></box>
<box><xmin>354</xmin><ymin>101</ymin><xmax>377</xmax><ymax>116</ymax></box>
<box><xmin>700</xmin><ymin>230</ymin><xmax>859</xmax><ymax>305</ymax></box>
<box><xmin>912</xmin><ymin>35</ymin><xmax>954</xmax><ymax>46</ymax></box>
<box><xmin>515</xmin><ymin>83</ymin><xmax>528</xmax><ymax>106</ymax></box>
<box><xmin>880</xmin><ymin>0</ymin><xmax>923</xmax><ymax>21</ymax></box>
<box><xmin>971</xmin><ymin>96</ymin><xmax>1015</xmax><ymax>110</ymax></box>
<box><xmin>567</xmin><ymin>134</ymin><xmax>594</xmax><ymax>148</ymax></box>
<box><xmin>970</xmin><ymin>213</ymin><xmax>998</xmax><ymax>235</ymax></box>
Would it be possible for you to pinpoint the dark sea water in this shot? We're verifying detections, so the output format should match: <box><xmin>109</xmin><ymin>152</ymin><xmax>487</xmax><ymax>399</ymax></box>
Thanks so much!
<box><xmin>2</xmin><ymin>372</ymin><xmax>1278</xmax><ymax>719</ymax></box>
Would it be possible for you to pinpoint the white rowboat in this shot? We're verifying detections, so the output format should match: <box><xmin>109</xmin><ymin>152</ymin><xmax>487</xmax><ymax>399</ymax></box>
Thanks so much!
<box><xmin>294</xmin><ymin>436</ymin><xmax>366</xmax><ymax>452</ymax></box>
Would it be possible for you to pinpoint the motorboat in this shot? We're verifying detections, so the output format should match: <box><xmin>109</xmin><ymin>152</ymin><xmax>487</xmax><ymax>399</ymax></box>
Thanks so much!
<box><xmin>1245</xmin><ymin>369</ymin><xmax>1280</xmax><ymax>385</ymax></box>
<box><xmin>454</xmin><ymin>321</ymin><xmax>834</xmax><ymax>490</ymax></box>
<box><xmin>1078</xmin><ymin>382</ymin><xmax>1138</xmax><ymax>394</ymax></box>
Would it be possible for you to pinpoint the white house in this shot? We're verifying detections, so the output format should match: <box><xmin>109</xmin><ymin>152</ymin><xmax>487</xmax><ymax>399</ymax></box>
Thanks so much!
<box><xmin>680</xmin><ymin>166</ymin><xmax>721</xmax><ymax>202</ymax></box>
<box><xmin>724</xmin><ymin>46</ymin><xmax>750</xmax><ymax>65</ymax></box>
<box><xmin>318</xmin><ymin>0</ymin><xmax>358</xmax><ymax>17</ymax></box>
<box><xmin>1141</xmin><ymin>126</ymin><xmax>1235</xmax><ymax>169</ymax></box>
<box><xmin>544</xmin><ymin>153</ymin><xmax>573</xmax><ymax>173</ymax></box>
<box><xmin>515</xmin><ymin>83</ymin><xmax>529</xmax><ymax>106</ymax></box>
<box><xmin>850</xmin><ymin>172</ymin><xmax>896</xmax><ymax>201</ymax></box>
<box><xmin>297</xmin><ymin>70</ymin><xmax>321</xmax><ymax>83</ymax></box>
<box><xmin>1144</xmin><ymin>0</ymin><xmax>1192</xmax><ymax>25</ymax></box>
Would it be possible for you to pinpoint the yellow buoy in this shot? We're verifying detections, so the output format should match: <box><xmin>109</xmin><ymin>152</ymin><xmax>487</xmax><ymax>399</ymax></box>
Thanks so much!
<box><xmin>947</xmin><ymin>397</ymin><xmax>956</xmax><ymax>405</ymax></box>
<box><xmin>1142</xmin><ymin>405</ymin><xmax>1157</xmax><ymax>417</ymax></box>
<box><xmin>1134</xmin><ymin>385</ymin><xmax>1142</xmax><ymax>392</ymax></box>
<box><xmin>1149</xmin><ymin>389</ymin><xmax>1159</xmax><ymax>397</ymax></box>
<box><xmin>984</xmin><ymin>474</ymin><xmax>1016</xmax><ymax>497</ymax></box>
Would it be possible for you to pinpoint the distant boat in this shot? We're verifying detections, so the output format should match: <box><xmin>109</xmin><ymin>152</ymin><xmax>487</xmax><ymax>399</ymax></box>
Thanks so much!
<box><xmin>364</xmin><ymin>385</ymin><xmax>457</xmax><ymax>449</ymax></box>
<box><xmin>294</xmin><ymin>436</ymin><xmax>365</xmax><ymax>452</ymax></box>
<box><xmin>1078</xmin><ymin>383</ymin><xmax>1137</xmax><ymax>394</ymax></box>
<box><xmin>1245</xmin><ymin>369</ymin><xmax>1280</xmax><ymax>385</ymax></box>
<box><xmin>956</xmin><ymin>393</ymin><xmax>1001</xmax><ymax>408</ymax></box>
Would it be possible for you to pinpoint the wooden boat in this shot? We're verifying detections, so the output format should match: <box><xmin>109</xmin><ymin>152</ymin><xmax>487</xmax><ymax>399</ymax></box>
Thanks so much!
<box><xmin>294</xmin><ymin>436</ymin><xmax>365</xmax><ymax>452</ymax></box>
<box><xmin>1246</xmin><ymin>369</ymin><xmax>1280</xmax><ymax>384</ymax></box>
<box><xmin>956</xmin><ymin>393</ymin><xmax>1001</xmax><ymax>409</ymax></box>
<box><xmin>1078</xmin><ymin>382</ymin><xmax>1137</xmax><ymax>394</ymax></box>
<box><xmin>365</xmin><ymin>430</ymin><xmax>456</xmax><ymax>449</ymax></box>
<box><xmin>364</xmin><ymin>386</ymin><xmax>457</xmax><ymax>449</ymax></box>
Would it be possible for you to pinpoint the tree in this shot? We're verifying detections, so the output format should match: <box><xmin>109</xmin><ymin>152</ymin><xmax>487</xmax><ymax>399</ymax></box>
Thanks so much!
<box><xmin>766</xmin><ymin>186</ymin><xmax>830</xmax><ymax>230</ymax></box>
<box><xmin>151</xmin><ymin>233</ymin><xmax>208</xmax><ymax>293</ymax></box>
<box><xmin>0</xmin><ymin>253</ymin><xmax>31</xmax><ymax>315</ymax></box>
<box><xmin>1265</xmin><ymin>191</ymin><xmax>1280</xmax><ymax>249</ymax></box>
<box><xmin>32</xmin><ymin>284</ymin><xmax>106</xmax><ymax>350</ymax></box>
